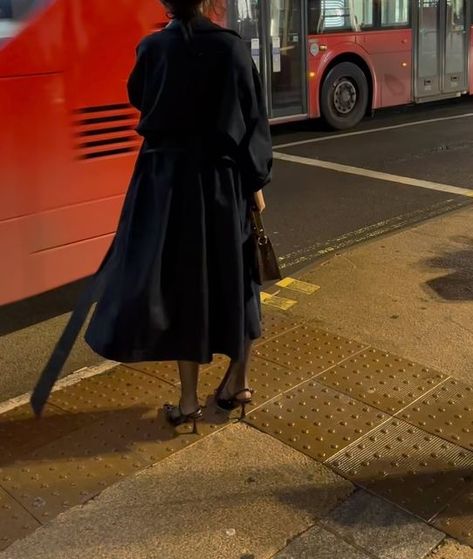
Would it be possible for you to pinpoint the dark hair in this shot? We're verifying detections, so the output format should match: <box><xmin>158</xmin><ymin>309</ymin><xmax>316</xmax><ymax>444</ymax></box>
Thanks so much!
<box><xmin>161</xmin><ymin>0</ymin><xmax>219</xmax><ymax>20</ymax></box>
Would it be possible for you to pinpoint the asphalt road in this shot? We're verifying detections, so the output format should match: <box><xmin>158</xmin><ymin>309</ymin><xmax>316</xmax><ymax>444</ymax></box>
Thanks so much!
<box><xmin>1</xmin><ymin>98</ymin><xmax>473</xmax><ymax>401</ymax></box>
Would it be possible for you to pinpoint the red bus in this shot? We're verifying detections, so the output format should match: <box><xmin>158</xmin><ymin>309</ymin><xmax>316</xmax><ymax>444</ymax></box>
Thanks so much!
<box><xmin>1</xmin><ymin>0</ymin><xmax>472</xmax><ymax>305</ymax></box>
<box><xmin>0</xmin><ymin>1</ymin><xmax>167</xmax><ymax>306</ymax></box>
<box><xmin>227</xmin><ymin>1</ymin><xmax>473</xmax><ymax>129</ymax></box>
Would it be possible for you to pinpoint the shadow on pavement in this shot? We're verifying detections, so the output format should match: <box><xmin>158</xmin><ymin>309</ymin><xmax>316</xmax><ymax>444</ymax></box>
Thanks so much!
<box><xmin>424</xmin><ymin>238</ymin><xmax>473</xmax><ymax>301</ymax></box>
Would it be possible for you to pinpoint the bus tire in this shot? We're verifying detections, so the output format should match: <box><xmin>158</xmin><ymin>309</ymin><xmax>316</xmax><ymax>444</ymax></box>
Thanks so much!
<box><xmin>320</xmin><ymin>62</ymin><xmax>369</xmax><ymax>130</ymax></box>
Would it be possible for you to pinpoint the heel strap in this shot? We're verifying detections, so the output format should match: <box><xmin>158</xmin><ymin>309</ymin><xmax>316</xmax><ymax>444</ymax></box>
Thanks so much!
<box><xmin>233</xmin><ymin>388</ymin><xmax>254</xmax><ymax>397</ymax></box>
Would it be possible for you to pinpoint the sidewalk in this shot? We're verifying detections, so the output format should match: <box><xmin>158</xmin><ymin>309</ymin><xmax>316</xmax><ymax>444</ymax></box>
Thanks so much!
<box><xmin>1</xmin><ymin>204</ymin><xmax>473</xmax><ymax>558</ymax></box>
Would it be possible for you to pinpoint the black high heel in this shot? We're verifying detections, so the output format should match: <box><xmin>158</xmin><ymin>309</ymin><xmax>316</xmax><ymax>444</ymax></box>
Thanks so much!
<box><xmin>164</xmin><ymin>404</ymin><xmax>203</xmax><ymax>434</ymax></box>
<box><xmin>215</xmin><ymin>389</ymin><xmax>254</xmax><ymax>419</ymax></box>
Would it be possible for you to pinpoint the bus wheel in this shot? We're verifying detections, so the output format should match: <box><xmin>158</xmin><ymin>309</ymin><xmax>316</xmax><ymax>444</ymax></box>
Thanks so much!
<box><xmin>320</xmin><ymin>62</ymin><xmax>369</xmax><ymax>130</ymax></box>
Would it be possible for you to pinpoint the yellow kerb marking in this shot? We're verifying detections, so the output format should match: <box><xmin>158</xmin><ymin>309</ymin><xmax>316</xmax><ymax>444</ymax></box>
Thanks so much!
<box><xmin>260</xmin><ymin>291</ymin><xmax>297</xmax><ymax>311</ymax></box>
<box><xmin>277</xmin><ymin>277</ymin><xmax>320</xmax><ymax>295</ymax></box>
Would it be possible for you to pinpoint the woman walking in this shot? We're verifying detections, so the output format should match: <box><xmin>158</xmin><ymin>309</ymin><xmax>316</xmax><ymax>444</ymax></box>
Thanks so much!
<box><xmin>83</xmin><ymin>0</ymin><xmax>272</xmax><ymax>431</ymax></box>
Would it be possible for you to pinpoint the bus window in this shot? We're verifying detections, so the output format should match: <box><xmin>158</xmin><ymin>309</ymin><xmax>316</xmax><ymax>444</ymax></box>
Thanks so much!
<box><xmin>380</xmin><ymin>0</ymin><xmax>410</xmax><ymax>27</ymax></box>
<box><xmin>308</xmin><ymin>0</ymin><xmax>374</xmax><ymax>33</ymax></box>
<box><xmin>0</xmin><ymin>0</ymin><xmax>49</xmax><ymax>43</ymax></box>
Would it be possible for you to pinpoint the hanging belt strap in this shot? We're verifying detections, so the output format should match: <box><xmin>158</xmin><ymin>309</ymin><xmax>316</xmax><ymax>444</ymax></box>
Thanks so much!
<box><xmin>30</xmin><ymin>246</ymin><xmax>113</xmax><ymax>417</ymax></box>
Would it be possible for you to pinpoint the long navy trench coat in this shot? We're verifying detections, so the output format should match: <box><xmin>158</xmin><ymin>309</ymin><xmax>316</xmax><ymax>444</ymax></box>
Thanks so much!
<box><xmin>84</xmin><ymin>16</ymin><xmax>273</xmax><ymax>364</ymax></box>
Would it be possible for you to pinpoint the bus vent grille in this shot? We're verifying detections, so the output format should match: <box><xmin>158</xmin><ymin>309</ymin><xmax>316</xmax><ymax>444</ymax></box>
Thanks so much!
<box><xmin>73</xmin><ymin>103</ymin><xmax>140</xmax><ymax>160</ymax></box>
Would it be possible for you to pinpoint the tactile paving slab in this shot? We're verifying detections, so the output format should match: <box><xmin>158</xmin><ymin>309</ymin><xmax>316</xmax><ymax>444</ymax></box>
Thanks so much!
<box><xmin>0</xmin><ymin>403</ymin><xmax>89</xmax><ymax>467</ymax></box>
<box><xmin>199</xmin><ymin>356</ymin><xmax>309</xmax><ymax>414</ymax></box>
<box><xmin>49</xmin><ymin>365</ymin><xmax>177</xmax><ymax>414</ymax></box>
<box><xmin>0</xmin><ymin>424</ymin><xmax>148</xmax><ymax>522</ymax></box>
<box><xmin>0</xmin><ymin>486</ymin><xmax>40</xmax><ymax>551</ymax></box>
<box><xmin>1</xmin><ymin>373</ymin><xmax>230</xmax><ymax>523</ymax></box>
<box><xmin>433</xmin><ymin>484</ymin><xmax>473</xmax><ymax>546</ymax></box>
<box><xmin>328</xmin><ymin>419</ymin><xmax>473</xmax><ymax>521</ymax></box>
<box><xmin>245</xmin><ymin>380</ymin><xmax>388</xmax><ymax>462</ymax></box>
<box><xmin>255</xmin><ymin>324</ymin><xmax>367</xmax><ymax>377</ymax></box>
<box><xmin>317</xmin><ymin>348</ymin><xmax>448</xmax><ymax>414</ymax></box>
<box><xmin>258</xmin><ymin>310</ymin><xmax>302</xmax><ymax>343</ymax></box>
<box><xmin>127</xmin><ymin>357</ymin><xmax>226</xmax><ymax>385</ymax></box>
<box><xmin>399</xmin><ymin>378</ymin><xmax>473</xmax><ymax>452</ymax></box>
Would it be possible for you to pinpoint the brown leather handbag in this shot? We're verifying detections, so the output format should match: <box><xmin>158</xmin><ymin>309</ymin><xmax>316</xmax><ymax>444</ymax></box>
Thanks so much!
<box><xmin>251</xmin><ymin>210</ymin><xmax>282</xmax><ymax>285</ymax></box>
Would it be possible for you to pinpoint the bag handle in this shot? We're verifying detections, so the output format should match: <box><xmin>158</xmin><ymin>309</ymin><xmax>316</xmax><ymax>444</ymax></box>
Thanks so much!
<box><xmin>251</xmin><ymin>209</ymin><xmax>269</xmax><ymax>245</ymax></box>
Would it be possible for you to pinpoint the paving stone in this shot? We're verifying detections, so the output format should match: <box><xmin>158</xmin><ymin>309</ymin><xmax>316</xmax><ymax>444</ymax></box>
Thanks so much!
<box><xmin>328</xmin><ymin>419</ymin><xmax>473</xmax><ymax>521</ymax></box>
<box><xmin>426</xmin><ymin>538</ymin><xmax>473</xmax><ymax>559</ymax></box>
<box><xmin>433</xmin><ymin>482</ymin><xmax>473</xmax><ymax>546</ymax></box>
<box><xmin>321</xmin><ymin>490</ymin><xmax>445</xmax><ymax>559</ymax></box>
<box><xmin>273</xmin><ymin>525</ymin><xmax>372</xmax><ymax>559</ymax></box>
<box><xmin>0</xmin><ymin>424</ymin><xmax>353</xmax><ymax>559</ymax></box>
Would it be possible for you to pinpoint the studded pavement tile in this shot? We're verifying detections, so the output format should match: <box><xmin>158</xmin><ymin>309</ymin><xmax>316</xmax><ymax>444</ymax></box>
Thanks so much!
<box><xmin>0</xmin><ymin>418</ymin><xmax>150</xmax><ymax>522</ymax></box>
<box><xmin>399</xmin><ymin>378</ymin><xmax>473</xmax><ymax>452</ymax></box>
<box><xmin>199</xmin><ymin>356</ymin><xmax>309</xmax><ymax>418</ymax></box>
<box><xmin>328</xmin><ymin>419</ymin><xmax>473</xmax><ymax>521</ymax></box>
<box><xmin>49</xmin><ymin>365</ymin><xmax>177</xmax><ymax>414</ymax></box>
<box><xmin>0</xmin><ymin>403</ymin><xmax>89</xmax><ymax>467</ymax></box>
<box><xmin>257</xmin><ymin>311</ymin><xmax>302</xmax><ymax>344</ymax></box>
<box><xmin>317</xmin><ymin>348</ymin><xmax>448</xmax><ymax>414</ymax></box>
<box><xmin>433</xmin><ymin>484</ymin><xmax>473</xmax><ymax>547</ymax></box>
<box><xmin>321</xmin><ymin>490</ymin><xmax>444</xmax><ymax>559</ymax></box>
<box><xmin>273</xmin><ymin>525</ymin><xmax>372</xmax><ymax>559</ymax></box>
<box><xmin>0</xmin><ymin>486</ymin><xmax>40</xmax><ymax>551</ymax></box>
<box><xmin>0</xmin><ymin>386</ymin><xmax>230</xmax><ymax>523</ymax></box>
<box><xmin>245</xmin><ymin>380</ymin><xmax>388</xmax><ymax>462</ymax></box>
<box><xmin>255</xmin><ymin>324</ymin><xmax>367</xmax><ymax>376</ymax></box>
<box><xmin>127</xmin><ymin>357</ymin><xmax>225</xmax><ymax>385</ymax></box>
<box><xmin>0</xmin><ymin>424</ymin><xmax>354</xmax><ymax>559</ymax></box>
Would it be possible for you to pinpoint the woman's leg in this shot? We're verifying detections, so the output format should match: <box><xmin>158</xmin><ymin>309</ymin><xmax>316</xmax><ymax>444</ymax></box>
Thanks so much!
<box><xmin>217</xmin><ymin>339</ymin><xmax>253</xmax><ymax>401</ymax></box>
<box><xmin>177</xmin><ymin>360</ymin><xmax>200</xmax><ymax>414</ymax></box>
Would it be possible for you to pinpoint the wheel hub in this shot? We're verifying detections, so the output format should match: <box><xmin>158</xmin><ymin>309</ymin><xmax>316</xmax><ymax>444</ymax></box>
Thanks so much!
<box><xmin>333</xmin><ymin>79</ymin><xmax>357</xmax><ymax>114</ymax></box>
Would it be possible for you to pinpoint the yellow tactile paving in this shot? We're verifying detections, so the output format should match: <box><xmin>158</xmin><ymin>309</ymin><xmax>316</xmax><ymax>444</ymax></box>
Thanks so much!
<box><xmin>0</xmin><ymin>403</ymin><xmax>89</xmax><ymax>467</ymax></box>
<box><xmin>260</xmin><ymin>291</ymin><xmax>298</xmax><ymax>311</ymax></box>
<box><xmin>434</xmin><ymin>486</ymin><xmax>473</xmax><ymax>547</ymax></box>
<box><xmin>255</xmin><ymin>324</ymin><xmax>367</xmax><ymax>376</ymax></box>
<box><xmin>328</xmin><ymin>418</ymin><xmax>473</xmax><ymax>521</ymax></box>
<box><xmin>257</xmin><ymin>311</ymin><xmax>303</xmax><ymax>343</ymax></box>
<box><xmin>200</xmin><ymin>356</ymin><xmax>309</xmax><ymax>413</ymax></box>
<box><xmin>317</xmin><ymin>348</ymin><xmax>448</xmax><ymax>414</ymax></box>
<box><xmin>245</xmin><ymin>380</ymin><xmax>388</xmax><ymax>462</ymax></box>
<box><xmin>0</xmin><ymin>486</ymin><xmax>40</xmax><ymax>551</ymax></box>
<box><xmin>2</xmin><ymin>310</ymin><xmax>473</xmax><ymax>551</ymax></box>
<box><xmin>49</xmin><ymin>365</ymin><xmax>177</xmax><ymax>414</ymax></box>
<box><xmin>398</xmin><ymin>378</ymin><xmax>473</xmax><ymax>451</ymax></box>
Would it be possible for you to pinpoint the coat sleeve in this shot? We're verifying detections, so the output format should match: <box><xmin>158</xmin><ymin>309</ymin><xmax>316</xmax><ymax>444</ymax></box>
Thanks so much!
<box><xmin>238</xmin><ymin>49</ymin><xmax>273</xmax><ymax>192</ymax></box>
<box><xmin>127</xmin><ymin>41</ymin><xmax>148</xmax><ymax>111</ymax></box>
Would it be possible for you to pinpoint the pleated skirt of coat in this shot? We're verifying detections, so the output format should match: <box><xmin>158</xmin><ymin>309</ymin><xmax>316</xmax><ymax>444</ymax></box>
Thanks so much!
<box><xmin>85</xmin><ymin>143</ymin><xmax>261</xmax><ymax>364</ymax></box>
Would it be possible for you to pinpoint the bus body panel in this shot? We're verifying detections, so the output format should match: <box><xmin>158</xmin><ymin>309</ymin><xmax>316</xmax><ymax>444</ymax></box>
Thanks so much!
<box><xmin>0</xmin><ymin>73</ymin><xmax>70</xmax><ymax>221</ymax></box>
<box><xmin>0</xmin><ymin>2</ymin><xmax>65</xmax><ymax>76</ymax></box>
<box><xmin>0</xmin><ymin>0</ymin><xmax>166</xmax><ymax>305</ymax></box>
<box><xmin>356</xmin><ymin>29</ymin><xmax>412</xmax><ymax>108</ymax></box>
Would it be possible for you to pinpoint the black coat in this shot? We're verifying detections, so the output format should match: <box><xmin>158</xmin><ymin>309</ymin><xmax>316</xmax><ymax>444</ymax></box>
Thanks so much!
<box><xmin>84</xmin><ymin>17</ymin><xmax>273</xmax><ymax>364</ymax></box>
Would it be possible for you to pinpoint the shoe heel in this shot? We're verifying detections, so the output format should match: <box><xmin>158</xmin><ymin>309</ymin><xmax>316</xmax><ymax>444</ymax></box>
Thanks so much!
<box><xmin>240</xmin><ymin>402</ymin><xmax>247</xmax><ymax>420</ymax></box>
<box><xmin>192</xmin><ymin>416</ymin><xmax>199</xmax><ymax>435</ymax></box>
